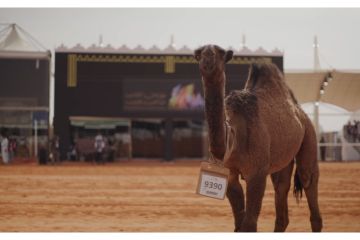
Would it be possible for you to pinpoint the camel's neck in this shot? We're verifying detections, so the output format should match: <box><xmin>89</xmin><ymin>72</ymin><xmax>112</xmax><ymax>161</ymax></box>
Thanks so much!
<box><xmin>202</xmin><ymin>73</ymin><xmax>226</xmax><ymax>160</ymax></box>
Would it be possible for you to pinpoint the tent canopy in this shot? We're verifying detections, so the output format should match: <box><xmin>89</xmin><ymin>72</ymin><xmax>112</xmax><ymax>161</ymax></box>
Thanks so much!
<box><xmin>0</xmin><ymin>23</ymin><xmax>50</xmax><ymax>59</ymax></box>
<box><xmin>285</xmin><ymin>71</ymin><xmax>360</xmax><ymax>112</ymax></box>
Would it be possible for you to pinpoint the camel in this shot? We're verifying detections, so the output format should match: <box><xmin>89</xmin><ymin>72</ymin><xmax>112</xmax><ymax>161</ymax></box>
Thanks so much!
<box><xmin>194</xmin><ymin>45</ymin><xmax>322</xmax><ymax>232</ymax></box>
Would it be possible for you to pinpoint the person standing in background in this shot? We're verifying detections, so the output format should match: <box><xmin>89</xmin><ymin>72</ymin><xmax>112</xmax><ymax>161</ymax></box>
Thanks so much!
<box><xmin>50</xmin><ymin>135</ymin><xmax>60</xmax><ymax>164</ymax></box>
<box><xmin>94</xmin><ymin>131</ymin><xmax>105</xmax><ymax>164</ymax></box>
<box><xmin>1</xmin><ymin>130</ymin><xmax>10</xmax><ymax>164</ymax></box>
<box><xmin>8</xmin><ymin>137</ymin><xmax>17</xmax><ymax>161</ymax></box>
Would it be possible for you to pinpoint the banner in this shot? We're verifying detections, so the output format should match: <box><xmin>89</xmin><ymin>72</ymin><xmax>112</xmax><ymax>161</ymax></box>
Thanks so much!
<box><xmin>123</xmin><ymin>78</ymin><xmax>204</xmax><ymax>111</ymax></box>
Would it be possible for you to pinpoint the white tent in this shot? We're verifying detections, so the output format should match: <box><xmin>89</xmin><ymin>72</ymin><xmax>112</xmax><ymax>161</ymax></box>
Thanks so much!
<box><xmin>0</xmin><ymin>23</ymin><xmax>50</xmax><ymax>59</ymax></box>
<box><xmin>301</xmin><ymin>102</ymin><xmax>350</xmax><ymax>133</ymax></box>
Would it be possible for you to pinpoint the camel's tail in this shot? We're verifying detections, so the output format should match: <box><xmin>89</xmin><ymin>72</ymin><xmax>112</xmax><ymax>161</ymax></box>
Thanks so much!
<box><xmin>293</xmin><ymin>167</ymin><xmax>303</xmax><ymax>204</ymax></box>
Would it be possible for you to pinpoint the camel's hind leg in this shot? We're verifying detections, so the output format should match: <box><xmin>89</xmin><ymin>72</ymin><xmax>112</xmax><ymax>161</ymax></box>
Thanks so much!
<box><xmin>296</xmin><ymin>120</ymin><xmax>323</xmax><ymax>232</ymax></box>
<box><xmin>226</xmin><ymin>171</ymin><xmax>245</xmax><ymax>232</ymax></box>
<box><xmin>271</xmin><ymin>160</ymin><xmax>294</xmax><ymax>232</ymax></box>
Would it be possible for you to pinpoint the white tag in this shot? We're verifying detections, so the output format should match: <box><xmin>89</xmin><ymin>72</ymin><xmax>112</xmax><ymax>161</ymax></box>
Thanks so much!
<box><xmin>198</xmin><ymin>172</ymin><xmax>228</xmax><ymax>200</ymax></box>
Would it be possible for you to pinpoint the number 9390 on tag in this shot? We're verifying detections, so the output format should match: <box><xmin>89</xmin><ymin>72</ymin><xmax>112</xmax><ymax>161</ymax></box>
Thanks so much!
<box><xmin>196</xmin><ymin>162</ymin><xmax>229</xmax><ymax>200</ymax></box>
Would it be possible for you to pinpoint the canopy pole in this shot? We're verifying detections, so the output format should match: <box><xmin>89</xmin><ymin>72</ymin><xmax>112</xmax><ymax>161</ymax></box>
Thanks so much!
<box><xmin>314</xmin><ymin>102</ymin><xmax>320</xmax><ymax>139</ymax></box>
<box><xmin>314</xmin><ymin>102</ymin><xmax>320</xmax><ymax>160</ymax></box>
<box><xmin>129</xmin><ymin>120</ymin><xmax>132</xmax><ymax>160</ymax></box>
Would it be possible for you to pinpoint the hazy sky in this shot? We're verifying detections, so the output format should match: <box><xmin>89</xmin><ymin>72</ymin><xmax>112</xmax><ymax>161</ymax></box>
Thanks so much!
<box><xmin>1</xmin><ymin>8</ymin><xmax>360</xmax><ymax>70</ymax></box>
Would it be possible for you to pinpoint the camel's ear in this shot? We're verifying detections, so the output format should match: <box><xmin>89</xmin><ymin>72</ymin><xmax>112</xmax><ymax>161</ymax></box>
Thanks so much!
<box><xmin>225</xmin><ymin>50</ymin><xmax>233</xmax><ymax>63</ymax></box>
<box><xmin>194</xmin><ymin>47</ymin><xmax>204</xmax><ymax>61</ymax></box>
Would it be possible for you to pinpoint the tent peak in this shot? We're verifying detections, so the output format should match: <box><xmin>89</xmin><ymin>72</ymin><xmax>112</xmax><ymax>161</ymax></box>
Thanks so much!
<box><xmin>0</xmin><ymin>23</ymin><xmax>50</xmax><ymax>59</ymax></box>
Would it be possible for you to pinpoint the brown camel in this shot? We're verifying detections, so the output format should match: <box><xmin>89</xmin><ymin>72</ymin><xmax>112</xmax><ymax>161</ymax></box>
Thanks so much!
<box><xmin>194</xmin><ymin>45</ymin><xmax>322</xmax><ymax>232</ymax></box>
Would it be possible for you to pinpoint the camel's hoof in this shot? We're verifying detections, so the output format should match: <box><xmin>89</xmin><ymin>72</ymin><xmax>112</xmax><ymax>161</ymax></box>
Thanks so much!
<box><xmin>240</xmin><ymin>220</ymin><xmax>257</xmax><ymax>232</ymax></box>
<box><xmin>311</xmin><ymin>219</ymin><xmax>323</xmax><ymax>232</ymax></box>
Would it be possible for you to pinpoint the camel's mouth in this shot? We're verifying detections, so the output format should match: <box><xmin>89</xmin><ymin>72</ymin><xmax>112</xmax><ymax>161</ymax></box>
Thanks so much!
<box><xmin>199</xmin><ymin>56</ymin><xmax>219</xmax><ymax>75</ymax></box>
<box><xmin>199</xmin><ymin>62</ymin><xmax>216</xmax><ymax>74</ymax></box>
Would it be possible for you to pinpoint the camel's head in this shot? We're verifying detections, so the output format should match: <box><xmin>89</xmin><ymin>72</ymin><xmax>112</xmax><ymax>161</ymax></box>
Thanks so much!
<box><xmin>194</xmin><ymin>45</ymin><xmax>233</xmax><ymax>79</ymax></box>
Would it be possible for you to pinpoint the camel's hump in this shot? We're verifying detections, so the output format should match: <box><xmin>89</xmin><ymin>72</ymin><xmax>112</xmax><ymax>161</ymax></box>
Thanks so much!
<box><xmin>246</xmin><ymin>61</ymin><xmax>284</xmax><ymax>90</ymax></box>
<box><xmin>225</xmin><ymin>90</ymin><xmax>258</xmax><ymax>120</ymax></box>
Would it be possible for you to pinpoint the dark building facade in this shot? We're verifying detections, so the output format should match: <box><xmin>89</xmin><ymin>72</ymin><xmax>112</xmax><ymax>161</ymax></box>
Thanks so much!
<box><xmin>54</xmin><ymin>45</ymin><xmax>283</xmax><ymax>160</ymax></box>
<box><xmin>0</xmin><ymin>24</ymin><xmax>51</xmax><ymax>159</ymax></box>
<box><xmin>0</xmin><ymin>58</ymin><xmax>50</xmax><ymax>157</ymax></box>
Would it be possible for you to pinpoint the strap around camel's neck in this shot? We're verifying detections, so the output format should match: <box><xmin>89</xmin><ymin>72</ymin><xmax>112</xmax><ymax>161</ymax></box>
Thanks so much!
<box><xmin>208</xmin><ymin>151</ymin><xmax>224</xmax><ymax>167</ymax></box>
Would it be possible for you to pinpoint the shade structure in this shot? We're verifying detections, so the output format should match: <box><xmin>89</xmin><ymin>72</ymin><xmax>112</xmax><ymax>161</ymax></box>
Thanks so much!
<box><xmin>285</xmin><ymin>71</ymin><xmax>325</xmax><ymax>104</ymax></box>
<box><xmin>285</xmin><ymin>71</ymin><xmax>360</xmax><ymax>112</ymax></box>
<box><xmin>321</xmin><ymin>71</ymin><xmax>360</xmax><ymax>112</ymax></box>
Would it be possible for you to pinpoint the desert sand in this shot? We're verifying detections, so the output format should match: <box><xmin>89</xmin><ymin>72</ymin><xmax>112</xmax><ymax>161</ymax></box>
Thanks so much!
<box><xmin>0</xmin><ymin>160</ymin><xmax>359</xmax><ymax>232</ymax></box>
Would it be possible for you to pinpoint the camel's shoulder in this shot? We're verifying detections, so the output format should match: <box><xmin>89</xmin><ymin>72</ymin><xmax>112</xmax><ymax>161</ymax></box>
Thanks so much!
<box><xmin>225</xmin><ymin>89</ymin><xmax>258</xmax><ymax>120</ymax></box>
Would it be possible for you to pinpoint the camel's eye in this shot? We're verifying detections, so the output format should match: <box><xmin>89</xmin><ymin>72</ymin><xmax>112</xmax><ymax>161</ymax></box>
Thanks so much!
<box><xmin>194</xmin><ymin>53</ymin><xmax>201</xmax><ymax>61</ymax></box>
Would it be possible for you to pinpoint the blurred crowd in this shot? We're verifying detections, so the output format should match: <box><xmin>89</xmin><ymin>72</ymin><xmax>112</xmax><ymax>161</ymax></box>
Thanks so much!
<box><xmin>344</xmin><ymin>120</ymin><xmax>360</xmax><ymax>142</ymax></box>
<box><xmin>1</xmin><ymin>129</ymin><xmax>128</xmax><ymax>165</ymax></box>
<box><xmin>45</xmin><ymin>132</ymin><xmax>119</xmax><ymax>164</ymax></box>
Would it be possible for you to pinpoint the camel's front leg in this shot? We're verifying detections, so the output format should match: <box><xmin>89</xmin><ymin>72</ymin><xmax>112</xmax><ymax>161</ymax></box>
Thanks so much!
<box><xmin>241</xmin><ymin>172</ymin><xmax>267</xmax><ymax>232</ymax></box>
<box><xmin>226</xmin><ymin>171</ymin><xmax>245</xmax><ymax>232</ymax></box>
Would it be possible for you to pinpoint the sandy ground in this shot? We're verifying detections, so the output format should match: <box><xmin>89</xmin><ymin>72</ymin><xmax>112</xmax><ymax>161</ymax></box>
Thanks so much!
<box><xmin>0</xmin><ymin>160</ymin><xmax>359</xmax><ymax>232</ymax></box>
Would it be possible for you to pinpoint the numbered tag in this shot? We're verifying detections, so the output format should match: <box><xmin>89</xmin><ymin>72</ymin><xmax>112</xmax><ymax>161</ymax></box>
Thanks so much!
<box><xmin>196</xmin><ymin>161</ymin><xmax>230</xmax><ymax>200</ymax></box>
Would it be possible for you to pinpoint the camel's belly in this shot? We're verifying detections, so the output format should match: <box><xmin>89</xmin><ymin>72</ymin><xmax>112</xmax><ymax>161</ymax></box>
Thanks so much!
<box><xmin>224</xmin><ymin>98</ymin><xmax>307</xmax><ymax>177</ymax></box>
<box><xmin>268</xmin><ymin>115</ymin><xmax>305</xmax><ymax>173</ymax></box>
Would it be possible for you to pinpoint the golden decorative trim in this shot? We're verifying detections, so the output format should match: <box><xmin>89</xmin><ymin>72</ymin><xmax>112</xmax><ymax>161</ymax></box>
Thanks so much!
<box><xmin>76</xmin><ymin>54</ymin><xmax>165</xmax><ymax>63</ymax></box>
<box><xmin>174</xmin><ymin>56</ymin><xmax>197</xmax><ymax>64</ymax></box>
<box><xmin>75</xmin><ymin>54</ymin><xmax>272</xmax><ymax>65</ymax></box>
<box><xmin>164</xmin><ymin>56</ymin><xmax>175</xmax><ymax>73</ymax></box>
<box><xmin>67</xmin><ymin>54</ymin><xmax>77</xmax><ymax>87</ymax></box>
<box><xmin>66</xmin><ymin>54</ymin><xmax>273</xmax><ymax>76</ymax></box>
<box><xmin>229</xmin><ymin>57</ymin><xmax>272</xmax><ymax>64</ymax></box>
